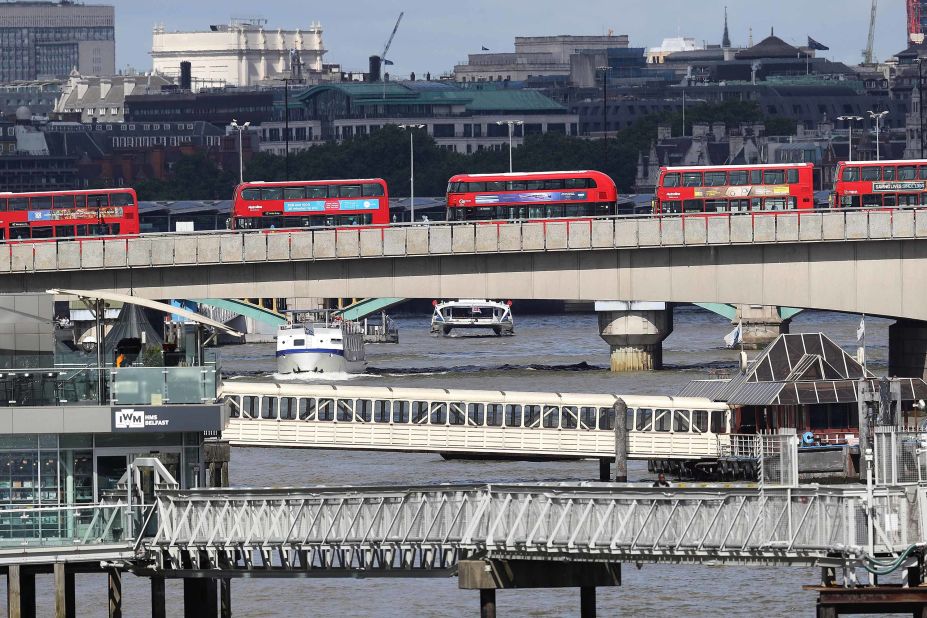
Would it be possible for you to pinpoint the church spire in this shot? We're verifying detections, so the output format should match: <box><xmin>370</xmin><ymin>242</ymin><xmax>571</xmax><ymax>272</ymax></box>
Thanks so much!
<box><xmin>722</xmin><ymin>6</ymin><xmax>731</xmax><ymax>48</ymax></box>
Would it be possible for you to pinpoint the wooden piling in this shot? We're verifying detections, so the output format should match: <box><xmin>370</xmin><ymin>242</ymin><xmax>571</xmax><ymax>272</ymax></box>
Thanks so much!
<box><xmin>54</xmin><ymin>563</ymin><xmax>75</xmax><ymax>618</ymax></box>
<box><xmin>479</xmin><ymin>589</ymin><xmax>496</xmax><ymax>618</ymax></box>
<box><xmin>107</xmin><ymin>568</ymin><xmax>121</xmax><ymax>618</ymax></box>
<box><xmin>613</xmin><ymin>399</ymin><xmax>628</xmax><ymax>482</ymax></box>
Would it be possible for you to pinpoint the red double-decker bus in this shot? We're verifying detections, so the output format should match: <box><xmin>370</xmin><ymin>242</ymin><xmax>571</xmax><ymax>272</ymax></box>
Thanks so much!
<box><xmin>0</xmin><ymin>188</ymin><xmax>138</xmax><ymax>241</ymax></box>
<box><xmin>833</xmin><ymin>160</ymin><xmax>927</xmax><ymax>209</ymax></box>
<box><xmin>445</xmin><ymin>170</ymin><xmax>618</xmax><ymax>221</ymax></box>
<box><xmin>655</xmin><ymin>163</ymin><xmax>815</xmax><ymax>214</ymax></box>
<box><xmin>230</xmin><ymin>179</ymin><xmax>390</xmax><ymax>230</ymax></box>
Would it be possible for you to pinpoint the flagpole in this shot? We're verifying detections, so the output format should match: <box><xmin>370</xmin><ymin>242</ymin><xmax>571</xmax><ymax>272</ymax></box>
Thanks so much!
<box><xmin>862</xmin><ymin>313</ymin><xmax>866</xmax><ymax>373</ymax></box>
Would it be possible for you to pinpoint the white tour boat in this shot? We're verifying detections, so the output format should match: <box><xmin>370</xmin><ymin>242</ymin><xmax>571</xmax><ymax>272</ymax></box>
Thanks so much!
<box><xmin>430</xmin><ymin>299</ymin><xmax>514</xmax><ymax>336</ymax></box>
<box><xmin>276</xmin><ymin>310</ymin><xmax>366</xmax><ymax>374</ymax></box>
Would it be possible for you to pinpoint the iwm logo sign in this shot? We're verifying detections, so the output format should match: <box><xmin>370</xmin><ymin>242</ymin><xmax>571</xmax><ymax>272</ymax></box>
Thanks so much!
<box><xmin>113</xmin><ymin>408</ymin><xmax>171</xmax><ymax>430</ymax></box>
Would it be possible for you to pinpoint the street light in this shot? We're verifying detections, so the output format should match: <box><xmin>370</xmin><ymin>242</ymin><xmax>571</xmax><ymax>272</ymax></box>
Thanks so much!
<box><xmin>399</xmin><ymin>124</ymin><xmax>425</xmax><ymax>222</ymax></box>
<box><xmin>867</xmin><ymin>110</ymin><xmax>889</xmax><ymax>161</ymax></box>
<box><xmin>230</xmin><ymin>119</ymin><xmax>250</xmax><ymax>184</ymax></box>
<box><xmin>496</xmin><ymin>120</ymin><xmax>523</xmax><ymax>173</ymax></box>
<box><xmin>596</xmin><ymin>65</ymin><xmax>611</xmax><ymax>170</ymax></box>
<box><xmin>837</xmin><ymin>115</ymin><xmax>863</xmax><ymax>162</ymax></box>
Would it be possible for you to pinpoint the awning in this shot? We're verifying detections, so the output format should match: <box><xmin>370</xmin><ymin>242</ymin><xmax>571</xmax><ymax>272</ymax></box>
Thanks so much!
<box><xmin>47</xmin><ymin>288</ymin><xmax>243</xmax><ymax>338</ymax></box>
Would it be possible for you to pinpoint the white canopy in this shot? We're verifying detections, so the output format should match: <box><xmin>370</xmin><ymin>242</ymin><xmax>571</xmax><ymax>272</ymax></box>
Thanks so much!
<box><xmin>47</xmin><ymin>288</ymin><xmax>243</xmax><ymax>338</ymax></box>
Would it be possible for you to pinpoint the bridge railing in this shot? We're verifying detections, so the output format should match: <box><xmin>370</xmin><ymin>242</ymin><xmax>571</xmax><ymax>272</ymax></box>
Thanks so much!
<box><xmin>144</xmin><ymin>482</ymin><xmax>917</xmax><ymax>571</ymax></box>
<box><xmin>2</xmin><ymin>208</ymin><xmax>924</xmax><ymax>274</ymax></box>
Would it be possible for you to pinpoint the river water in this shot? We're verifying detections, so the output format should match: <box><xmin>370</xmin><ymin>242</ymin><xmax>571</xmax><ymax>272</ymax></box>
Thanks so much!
<box><xmin>25</xmin><ymin>307</ymin><xmax>894</xmax><ymax>616</ymax></box>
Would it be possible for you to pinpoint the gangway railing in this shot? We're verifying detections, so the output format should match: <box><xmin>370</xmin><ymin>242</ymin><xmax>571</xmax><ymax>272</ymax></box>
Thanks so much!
<box><xmin>141</xmin><ymin>482</ymin><xmax>921</xmax><ymax>574</ymax></box>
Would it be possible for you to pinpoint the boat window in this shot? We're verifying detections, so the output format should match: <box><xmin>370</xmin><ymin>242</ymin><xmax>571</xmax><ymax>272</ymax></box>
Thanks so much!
<box><xmin>468</xmin><ymin>403</ymin><xmax>485</xmax><ymax>426</ymax></box>
<box><xmin>543</xmin><ymin>406</ymin><xmax>559</xmax><ymax>429</ymax></box>
<box><xmin>242</xmin><ymin>396</ymin><xmax>259</xmax><ymax>419</ymax></box>
<box><xmin>292</xmin><ymin>339</ymin><xmax>305</xmax><ymax>347</ymax></box>
<box><xmin>524</xmin><ymin>405</ymin><xmax>542</xmax><ymax>428</ymax></box>
<box><xmin>227</xmin><ymin>396</ymin><xmax>242</xmax><ymax>418</ymax></box>
<box><xmin>692</xmin><ymin>410</ymin><xmax>709</xmax><ymax>433</ymax></box>
<box><xmin>336</xmin><ymin>399</ymin><xmax>354</xmax><ymax>422</ymax></box>
<box><xmin>636</xmin><ymin>408</ymin><xmax>653</xmax><ymax>431</ymax></box>
<box><xmin>654</xmin><ymin>409</ymin><xmax>671</xmax><ymax>432</ymax></box>
<box><xmin>662</xmin><ymin>173</ymin><xmax>680</xmax><ymax>188</ymax></box>
<box><xmin>374</xmin><ymin>400</ymin><xmax>391</xmax><ymax>423</ymax></box>
<box><xmin>280</xmin><ymin>397</ymin><xmax>297</xmax><ymax>420</ymax></box>
<box><xmin>299</xmin><ymin>398</ymin><xmax>312</xmax><ymax>420</ymax></box>
<box><xmin>449</xmin><ymin>402</ymin><xmax>466</xmax><ymax>425</ymax></box>
<box><xmin>504</xmin><ymin>404</ymin><xmax>522</xmax><ymax>427</ymax></box>
<box><xmin>580</xmin><ymin>407</ymin><xmax>597</xmax><ymax>430</ymax></box>
<box><xmin>711</xmin><ymin>410</ymin><xmax>727</xmax><ymax>433</ymax></box>
<box><xmin>598</xmin><ymin>407</ymin><xmax>615</xmax><ymax>431</ymax></box>
<box><xmin>486</xmin><ymin>404</ymin><xmax>503</xmax><ymax>426</ymax></box>
<box><xmin>318</xmin><ymin>399</ymin><xmax>334</xmax><ymax>421</ymax></box>
<box><xmin>561</xmin><ymin>406</ymin><xmax>577</xmax><ymax>429</ymax></box>
<box><xmin>261</xmin><ymin>397</ymin><xmax>276</xmax><ymax>420</ymax></box>
<box><xmin>393</xmin><ymin>400</ymin><xmax>410</xmax><ymax>423</ymax></box>
<box><xmin>412</xmin><ymin>401</ymin><xmax>428</xmax><ymax>424</ymax></box>
<box><xmin>673</xmin><ymin>410</ymin><xmax>691</xmax><ymax>432</ymax></box>
<box><xmin>356</xmin><ymin>399</ymin><xmax>372</xmax><ymax>422</ymax></box>
<box><xmin>625</xmin><ymin>407</ymin><xmax>635</xmax><ymax>430</ymax></box>
<box><xmin>430</xmin><ymin>402</ymin><xmax>448</xmax><ymax>425</ymax></box>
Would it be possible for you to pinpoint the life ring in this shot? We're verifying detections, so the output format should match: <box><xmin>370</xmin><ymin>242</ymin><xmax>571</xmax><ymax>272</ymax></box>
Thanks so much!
<box><xmin>802</xmin><ymin>431</ymin><xmax>815</xmax><ymax>446</ymax></box>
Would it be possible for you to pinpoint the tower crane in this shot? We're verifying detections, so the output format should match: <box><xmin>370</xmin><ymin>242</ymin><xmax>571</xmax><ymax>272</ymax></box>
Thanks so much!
<box><xmin>863</xmin><ymin>0</ymin><xmax>878</xmax><ymax>65</ymax></box>
<box><xmin>380</xmin><ymin>12</ymin><xmax>404</xmax><ymax>68</ymax></box>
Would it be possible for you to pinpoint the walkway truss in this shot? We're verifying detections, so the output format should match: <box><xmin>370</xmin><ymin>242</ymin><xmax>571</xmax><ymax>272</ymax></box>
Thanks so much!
<box><xmin>143</xmin><ymin>483</ymin><xmax>925</xmax><ymax>575</ymax></box>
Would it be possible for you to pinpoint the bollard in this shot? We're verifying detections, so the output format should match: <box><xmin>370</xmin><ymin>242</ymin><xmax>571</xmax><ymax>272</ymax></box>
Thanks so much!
<box><xmin>613</xmin><ymin>399</ymin><xmax>628</xmax><ymax>482</ymax></box>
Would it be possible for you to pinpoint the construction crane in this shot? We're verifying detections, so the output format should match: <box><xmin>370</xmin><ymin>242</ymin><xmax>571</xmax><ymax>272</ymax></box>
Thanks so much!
<box><xmin>863</xmin><ymin>0</ymin><xmax>878</xmax><ymax>64</ymax></box>
<box><xmin>380</xmin><ymin>12</ymin><xmax>404</xmax><ymax>67</ymax></box>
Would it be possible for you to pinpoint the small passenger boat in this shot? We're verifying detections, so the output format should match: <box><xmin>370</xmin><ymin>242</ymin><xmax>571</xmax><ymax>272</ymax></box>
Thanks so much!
<box><xmin>430</xmin><ymin>299</ymin><xmax>514</xmax><ymax>336</ymax></box>
<box><xmin>276</xmin><ymin>310</ymin><xmax>366</xmax><ymax>375</ymax></box>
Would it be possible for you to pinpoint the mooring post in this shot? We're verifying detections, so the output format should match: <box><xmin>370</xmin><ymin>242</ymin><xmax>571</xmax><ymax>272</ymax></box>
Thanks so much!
<box><xmin>8</xmin><ymin>564</ymin><xmax>35</xmax><ymax>618</ymax></box>
<box><xmin>150</xmin><ymin>576</ymin><xmax>166</xmax><ymax>618</ymax></box>
<box><xmin>580</xmin><ymin>586</ymin><xmax>597</xmax><ymax>618</ymax></box>
<box><xmin>479</xmin><ymin>589</ymin><xmax>496</xmax><ymax>618</ymax></box>
<box><xmin>54</xmin><ymin>563</ymin><xmax>75</xmax><ymax>618</ymax></box>
<box><xmin>598</xmin><ymin>458</ymin><xmax>610</xmax><ymax>481</ymax></box>
<box><xmin>220</xmin><ymin>578</ymin><xmax>232</xmax><ymax>618</ymax></box>
<box><xmin>614</xmin><ymin>399</ymin><xmax>628</xmax><ymax>482</ymax></box>
<box><xmin>107</xmin><ymin>568</ymin><xmax>122</xmax><ymax>618</ymax></box>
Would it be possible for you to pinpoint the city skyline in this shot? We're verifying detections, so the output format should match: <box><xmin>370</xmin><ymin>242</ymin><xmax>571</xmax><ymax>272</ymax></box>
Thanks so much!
<box><xmin>107</xmin><ymin>0</ymin><xmax>908</xmax><ymax>77</ymax></box>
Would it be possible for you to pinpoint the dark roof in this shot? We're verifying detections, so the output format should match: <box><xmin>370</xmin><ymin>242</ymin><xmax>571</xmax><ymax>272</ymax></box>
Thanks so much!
<box><xmin>677</xmin><ymin>332</ymin><xmax>927</xmax><ymax>406</ymax></box>
<box><xmin>736</xmin><ymin>35</ymin><xmax>807</xmax><ymax>60</ymax></box>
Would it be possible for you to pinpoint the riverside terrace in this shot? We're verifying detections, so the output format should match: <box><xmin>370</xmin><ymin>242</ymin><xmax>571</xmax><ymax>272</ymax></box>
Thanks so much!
<box><xmin>0</xmin><ymin>210</ymin><xmax>924</xmax><ymax>318</ymax></box>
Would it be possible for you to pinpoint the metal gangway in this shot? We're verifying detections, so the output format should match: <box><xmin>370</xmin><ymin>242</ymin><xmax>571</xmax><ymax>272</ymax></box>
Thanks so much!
<box><xmin>219</xmin><ymin>382</ymin><xmax>733</xmax><ymax>461</ymax></box>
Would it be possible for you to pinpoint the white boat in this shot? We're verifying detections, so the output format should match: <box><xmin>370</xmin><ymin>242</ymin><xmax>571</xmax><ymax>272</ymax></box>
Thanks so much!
<box><xmin>276</xmin><ymin>311</ymin><xmax>366</xmax><ymax>374</ymax></box>
<box><xmin>431</xmin><ymin>299</ymin><xmax>514</xmax><ymax>336</ymax></box>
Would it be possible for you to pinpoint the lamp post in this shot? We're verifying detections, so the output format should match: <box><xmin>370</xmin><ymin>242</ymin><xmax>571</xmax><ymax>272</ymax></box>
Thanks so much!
<box><xmin>837</xmin><ymin>115</ymin><xmax>863</xmax><ymax>162</ymax></box>
<box><xmin>399</xmin><ymin>124</ymin><xmax>425</xmax><ymax>222</ymax></box>
<box><xmin>918</xmin><ymin>58</ymin><xmax>925</xmax><ymax>159</ymax></box>
<box><xmin>867</xmin><ymin>110</ymin><xmax>888</xmax><ymax>161</ymax></box>
<box><xmin>596</xmin><ymin>65</ymin><xmax>611</xmax><ymax>171</ymax></box>
<box><xmin>496</xmin><ymin>120</ymin><xmax>523</xmax><ymax>173</ymax></box>
<box><xmin>230</xmin><ymin>119</ymin><xmax>250</xmax><ymax>184</ymax></box>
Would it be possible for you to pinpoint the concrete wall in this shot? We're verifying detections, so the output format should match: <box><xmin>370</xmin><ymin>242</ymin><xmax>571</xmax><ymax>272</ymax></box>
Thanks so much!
<box><xmin>0</xmin><ymin>212</ymin><xmax>925</xmax><ymax>320</ymax></box>
<box><xmin>0</xmin><ymin>294</ymin><xmax>53</xmax><ymax>367</ymax></box>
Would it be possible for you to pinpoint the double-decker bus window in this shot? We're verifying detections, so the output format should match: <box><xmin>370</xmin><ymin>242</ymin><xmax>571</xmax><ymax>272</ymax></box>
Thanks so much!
<box><xmin>565</xmin><ymin>177</ymin><xmax>587</xmax><ymax>189</ymax></box>
<box><xmin>705</xmin><ymin>199</ymin><xmax>727</xmax><ymax>212</ymax></box>
<box><xmin>841</xmin><ymin>195</ymin><xmax>861</xmax><ymax>208</ymax></box>
<box><xmin>31</xmin><ymin>196</ymin><xmax>52</xmax><ymax>209</ymax></box>
<box><xmin>731</xmin><ymin>199</ymin><xmax>749</xmax><ymax>212</ymax></box>
<box><xmin>485</xmin><ymin>181</ymin><xmax>505</xmax><ymax>191</ymax></box>
<box><xmin>339</xmin><ymin>185</ymin><xmax>362</xmax><ymax>197</ymax></box>
<box><xmin>661</xmin><ymin>173</ymin><xmax>680</xmax><ymax>187</ymax></box>
<box><xmin>283</xmin><ymin>187</ymin><xmax>305</xmax><ymax>200</ymax></box>
<box><xmin>900</xmin><ymin>194</ymin><xmax>919</xmax><ymax>207</ymax></box>
<box><xmin>787</xmin><ymin>169</ymin><xmax>799</xmax><ymax>183</ymax></box>
<box><xmin>663</xmin><ymin>200</ymin><xmax>682</xmax><ymax>213</ymax></box>
<box><xmin>469</xmin><ymin>182</ymin><xmax>486</xmax><ymax>192</ymax></box>
<box><xmin>10</xmin><ymin>198</ymin><xmax>28</xmax><ymax>211</ymax></box>
<box><xmin>262</xmin><ymin>188</ymin><xmax>283</xmax><ymax>200</ymax></box>
<box><xmin>544</xmin><ymin>179</ymin><xmax>564</xmax><ymax>190</ymax></box>
<box><xmin>110</xmin><ymin>192</ymin><xmax>134</xmax><ymax>207</ymax></box>
<box><xmin>704</xmin><ymin>171</ymin><xmax>726</xmax><ymax>186</ymax></box>
<box><xmin>842</xmin><ymin>167</ymin><xmax>859</xmax><ymax>181</ymax></box>
<box><xmin>729</xmin><ymin>170</ymin><xmax>748</xmax><ymax>185</ymax></box>
<box><xmin>861</xmin><ymin>167</ymin><xmax>880</xmax><ymax>181</ymax></box>
<box><xmin>32</xmin><ymin>226</ymin><xmax>53</xmax><ymax>239</ymax></box>
<box><xmin>528</xmin><ymin>205</ymin><xmax>545</xmax><ymax>218</ymax></box>
<box><xmin>10</xmin><ymin>225</ymin><xmax>29</xmax><ymax>240</ymax></box>
<box><xmin>306</xmin><ymin>185</ymin><xmax>327</xmax><ymax>198</ymax></box>
<box><xmin>87</xmin><ymin>194</ymin><xmax>109</xmax><ymax>208</ymax></box>
<box><xmin>53</xmin><ymin>195</ymin><xmax>76</xmax><ymax>208</ymax></box>
<box><xmin>863</xmin><ymin>194</ymin><xmax>882</xmax><ymax>207</ymax></box>
<box><xmin>884</xmin><ymin>194</ymin><xmax>897</xmax><ymax>208</ymax></box>
<box><xmin>362</xmin><ymin>183</ymin><xmax>384</xmax><ymax>197</ymax></box>
<box><xmin>508</xmin><ymin>180</ymin><xmax>526</xmax><ymax>190</ymax></box>
<box><xmin>241</xmin><ymin>188</ymin><xmax>261</xmax><ymax>200</ymax></box>
<box><xmin>55</xmin><ymin>226</ymin><xmax>75</xmax><ymax>238</ymax></box>
<box><xmin>764</xmin><ymin>170</ymin><xmax>785</xmax><ymax>184</ymax></box>
<box><xmin>750</xmin><ymin>170</ymin><xmax>762</xmax><ymax>184</ymax></box>
<box><xmin>920</xmin><ymin>167</ymin><xmax>927</xmax><ymax>180</ymax></box>
<box><xmin>546</xmin><ymin>204</ymin><xmax>563</xmax><ymax>218</ymax></box>
<box><xmin>900</xmin><ymin>166</ymin><xmax>917</xmax><ymax>180</ymax></box>
<box><xmin>683</xmin><ymin>199</ymin><xmax>702</xmax><ymax>212</ymax></box>
<box><xmin>526</xmin><ymin>180</ymin><xmax>543</xmax><ymax>190</ymax></box>
<box><xmin>883</xmin><ymin>166</ymin><xmax>896</xmax><ymax>181</ymax></box>
<box><xmin>765</xmin><ymin>198</ymin><xmax>787</xmax><ymax>211</ymax></box>
<box><xmin>0</xmin><ymin>199</ymin><xmax>6</xmax><ymax>211</ymax></box>
<box><xmin>682</xmin><ymin>172</ymin><xmax>701</xmax><ymax>187</ymax></box>
<box><xmin>750</xmin><ymin>198</ymin><xmax>762</xmax><ymax>210</ymax></box>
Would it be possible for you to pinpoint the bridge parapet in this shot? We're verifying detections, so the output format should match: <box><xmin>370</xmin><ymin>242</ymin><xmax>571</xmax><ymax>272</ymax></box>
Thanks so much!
<box><xmin>2</xmin><ymin>210</ymin><xmax>926</xmax><ymax>275</ymax></box>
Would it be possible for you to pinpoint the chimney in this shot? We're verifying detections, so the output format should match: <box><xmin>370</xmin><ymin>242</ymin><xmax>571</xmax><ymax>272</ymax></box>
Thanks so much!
<box><xmin>711</xmin><ymin>121</ymin><xmax>726</xmax><ymax>141</ymax></box>
<box><xmin>657</xmin><ymin>123</ymin><xmax>672</xmax><ymax>140</ymax></box>
<box><xmin>180</xmin><ymin>61</ymin><xmax>192</xmax><ymax>90</ymax></box>
<box><xmin>691</xmin><ymin>122</ymin><xmax>710</xmax><ymax>138</ymax></box>
<box><xmin>99</xmin><ymin>78</ymin><xmax>111</xmax><ymax>100</ymax></box>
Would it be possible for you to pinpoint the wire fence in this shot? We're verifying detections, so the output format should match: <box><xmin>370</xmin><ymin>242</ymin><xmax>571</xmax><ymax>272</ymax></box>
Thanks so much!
<box><xmin>718</xmin><ymin>431</ymin><xmax>799</xmax><ymax>487</ymax></box>
<box><xmin>874</xmin><ymin>426</ymin><xmax>927</xmax><ymax>485</ymax></box>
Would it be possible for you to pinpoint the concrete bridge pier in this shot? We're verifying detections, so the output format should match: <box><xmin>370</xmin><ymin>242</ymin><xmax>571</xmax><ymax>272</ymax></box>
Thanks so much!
<box><xmin>735</xmin><ymin>305</ymin><xmax>789</xmax><ymax>350</ymax></box>
<box><xmin>595</xmin><ymin>302</ymin><xmax>672</xmax><ymax>372</ymax></box>
<box><xmin>889</xmin><ymin>319</ymin><xmax>927</xmax><ymax>379</ymax></box>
